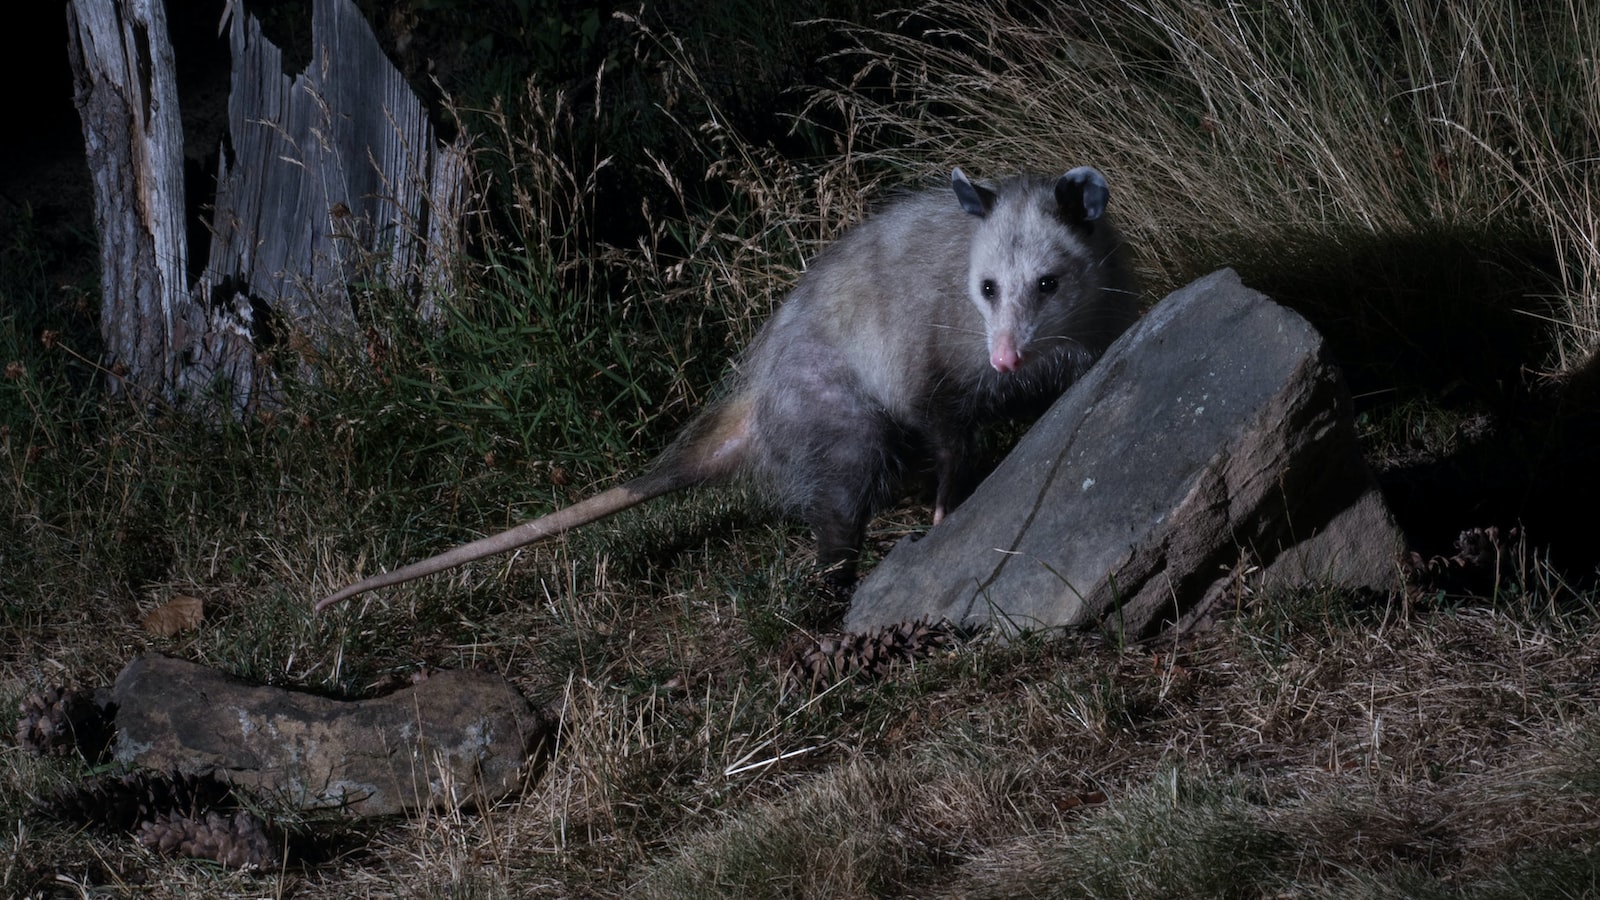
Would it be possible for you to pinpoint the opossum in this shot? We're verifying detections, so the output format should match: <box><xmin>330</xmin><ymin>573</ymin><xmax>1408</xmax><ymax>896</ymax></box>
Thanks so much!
<box><xmin>315</xmin><ymin>167</ymin><xmax>1137</xmax><ymax>612</ymax></box>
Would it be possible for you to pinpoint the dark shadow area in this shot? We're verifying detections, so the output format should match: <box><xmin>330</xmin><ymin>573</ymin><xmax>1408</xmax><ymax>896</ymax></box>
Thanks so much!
<box><xmin>1231</xmin><ymin>224</ymin><xmax>1553</xmax><ymax>406</ymax></box>
<box><xmin>1377</xmin><ymin>361</ymin><xmax>1600</xmax><ymax>587</ymax></box>
<box><xmin>2</xmin><ymin>5</ymin><xmax>96</xmax><ymax>296</ymax></box>
<box><xmin>1221</xmin><ymin>225</ymin><xmax>1598</xmax><ymax>587</ymax></box>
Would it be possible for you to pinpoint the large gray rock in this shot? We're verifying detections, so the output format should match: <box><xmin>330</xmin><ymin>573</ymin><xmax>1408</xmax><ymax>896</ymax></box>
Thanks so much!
<box><xmin>846</xmin><ymin>268</ymin><xmax>1404</xmax><ymax>637</ymax></box>
<box><xmin>112</xmin><ymin>655</ymin><xmax>547</xmax><ymax>816</ymax></box>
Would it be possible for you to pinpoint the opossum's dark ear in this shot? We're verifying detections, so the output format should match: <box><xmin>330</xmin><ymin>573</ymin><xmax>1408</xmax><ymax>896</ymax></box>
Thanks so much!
<box><xmin>952</xmin><ymin>168</ymin><xmax>996</xmax><ymax>217</ymax></box>
<box><xmin>1055</xmin><ymin>167</ymin><xmax>1109</xmax><ymax>224</ymax></box>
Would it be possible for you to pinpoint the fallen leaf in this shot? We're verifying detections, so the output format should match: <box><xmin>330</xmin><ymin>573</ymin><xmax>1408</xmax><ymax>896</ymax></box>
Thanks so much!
<box><xmin>141</xmin><ymin>595</ymin><xmax>204</xmax><ymax>637</ymax></box>
<box><xmin>1055</xmin><ymin>790</ymin><xmax>1109</xmax><ymax>812</ymax></box>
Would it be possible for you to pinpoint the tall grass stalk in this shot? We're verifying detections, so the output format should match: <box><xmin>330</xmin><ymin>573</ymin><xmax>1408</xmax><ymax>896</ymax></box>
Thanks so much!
<box><xmin>818</xmin><ymin>0</ymin><xmax>1600</xmax><ymax>371</ymax></box>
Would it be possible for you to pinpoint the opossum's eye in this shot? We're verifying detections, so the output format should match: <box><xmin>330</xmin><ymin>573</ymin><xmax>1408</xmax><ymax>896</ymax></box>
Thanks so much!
<box><xmin>1038</xmin><ymin>276</ymin><xmax>1059</xmax><ymax>296</ymax></box>
<box><xmin>980</xmin><ymin>279</ymin><xmax>998</xmax><ymax>302</ymax></box>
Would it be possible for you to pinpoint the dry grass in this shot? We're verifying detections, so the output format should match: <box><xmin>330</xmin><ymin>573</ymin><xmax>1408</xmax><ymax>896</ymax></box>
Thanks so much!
<box><xmin>8</xmin><ymin>530</ymin><xmax>1600</xmax><ymax>896</ymax></box>
<box><xmin>6</xmin><ymin>1</ymin><xmax>1600</xmax><ymax>897</ymax></box>
<box><xmin>817</xmin><ymin>0</ymin><xmax>1600</xmax><ymax>375</ymax></box>
<box><xmin>626</xmin><ymin>592</ymin><xmax>1600</xmax><ymax>898</ymax></box>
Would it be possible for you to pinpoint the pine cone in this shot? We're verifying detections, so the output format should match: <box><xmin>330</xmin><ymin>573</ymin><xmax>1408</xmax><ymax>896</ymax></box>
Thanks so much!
<box><xmin>136</xmin><ymin>809</ymin><xmax>274</xmax><ymax>869</ymax></box>
<box><xmin>782</xmin><ymin>618</ymin><xmax>960</xmax><ymax>688</ymax></box>
<box><xmin>15</xmin><ymin>685</ymin><xmax>114</xmax><ymax>760</ymax></box>
<box><xmin>1455</xmin><ymin>526</ymin><xmax>1510</xmax><ymax>569</ymax></box>
<box><xmin>1402</xmin><ymin>526</ymin><xmax>1521</xmax><ymax>596</ymax></box>
<box><xmin>40</xmin><ymin>770</ymin><xmax>237</xmax><ymax>834</ymax></box>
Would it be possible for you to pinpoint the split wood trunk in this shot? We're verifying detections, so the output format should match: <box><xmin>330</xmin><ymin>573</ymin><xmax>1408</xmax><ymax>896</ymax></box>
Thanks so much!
<box><xmin>65</xmin><ymin>0</ymin><xmax>466</xmax><ymax>418</ymax></box>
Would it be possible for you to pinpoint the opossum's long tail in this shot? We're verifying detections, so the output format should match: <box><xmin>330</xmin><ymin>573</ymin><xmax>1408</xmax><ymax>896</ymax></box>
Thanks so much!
<box><xmin>314</xmin><ymin>480</ymin><xmax>669</xmax><ymax>612</ymax></box>
<box><xmin>315</xmin><ymin>394</ymin><xmax>755</xmax><ymax>612</ymax></box>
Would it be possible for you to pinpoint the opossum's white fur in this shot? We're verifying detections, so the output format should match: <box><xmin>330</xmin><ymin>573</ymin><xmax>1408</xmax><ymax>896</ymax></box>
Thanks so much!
<box><xmin>316</xmin><ymin>167</ymin><xmax>1136</xmax><ymax>611</ymax></box>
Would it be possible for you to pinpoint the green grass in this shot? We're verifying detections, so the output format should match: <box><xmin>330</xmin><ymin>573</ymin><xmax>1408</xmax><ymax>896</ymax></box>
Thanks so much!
<box><xmin>6</xmin><ymin>0</ymin><xmax>1600</xmax><ymax>896</ymax></box>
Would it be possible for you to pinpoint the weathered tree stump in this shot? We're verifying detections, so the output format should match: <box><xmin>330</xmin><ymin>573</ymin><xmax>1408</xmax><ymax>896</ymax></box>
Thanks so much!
<box><xmin>65</xmin><ymin>0</ymin><xmax>466</xmax><ymax>417</ymax></box>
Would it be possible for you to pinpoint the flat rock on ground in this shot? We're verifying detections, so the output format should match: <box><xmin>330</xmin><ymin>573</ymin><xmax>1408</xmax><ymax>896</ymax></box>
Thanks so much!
<box><xmin>846</xmin><ymin>268</ymin><xmax>1404</xmax><ymax>637</ymax></box>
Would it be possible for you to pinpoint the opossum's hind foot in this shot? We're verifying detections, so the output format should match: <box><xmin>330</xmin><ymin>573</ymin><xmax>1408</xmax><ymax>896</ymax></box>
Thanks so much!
<box><xmin>810</xmin><ymin>568</ymin><xmax>858</xmax><ymax>627</ymax></box>
<box><xmin>818</xmin><ymin>557</ymin><xmax>860</xmax><ymax>595</ymax></box>
<box><xmin>812</xmin><ymin>511</ymin><xmax>868</xmax><ymax>592</ymax></box>
<box><xmin>811</xmin><ymin>543</ymin><xmax>862</xmax><ymax>625</ymax></box>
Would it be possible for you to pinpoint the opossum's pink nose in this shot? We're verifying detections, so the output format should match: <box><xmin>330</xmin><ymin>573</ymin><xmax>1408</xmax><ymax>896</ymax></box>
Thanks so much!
<box><xmin>990</xmin><ymin>334</ymin><xmax>1022</xmax><ymax>373</ymax></box>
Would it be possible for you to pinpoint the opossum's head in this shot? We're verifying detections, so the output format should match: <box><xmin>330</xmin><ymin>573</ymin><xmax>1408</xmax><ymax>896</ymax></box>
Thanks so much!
<box><xmin>952</xmin><ymin>167</ymin><xmax>1110</xmax><ymax>374</ymax></box>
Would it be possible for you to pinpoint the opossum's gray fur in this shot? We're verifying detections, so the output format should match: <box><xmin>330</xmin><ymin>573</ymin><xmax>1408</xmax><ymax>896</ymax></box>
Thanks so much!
<box><xmin>316</xmin><ymin>167</ymin><xmax>1136</xmax><ymax>611</ymax></box>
